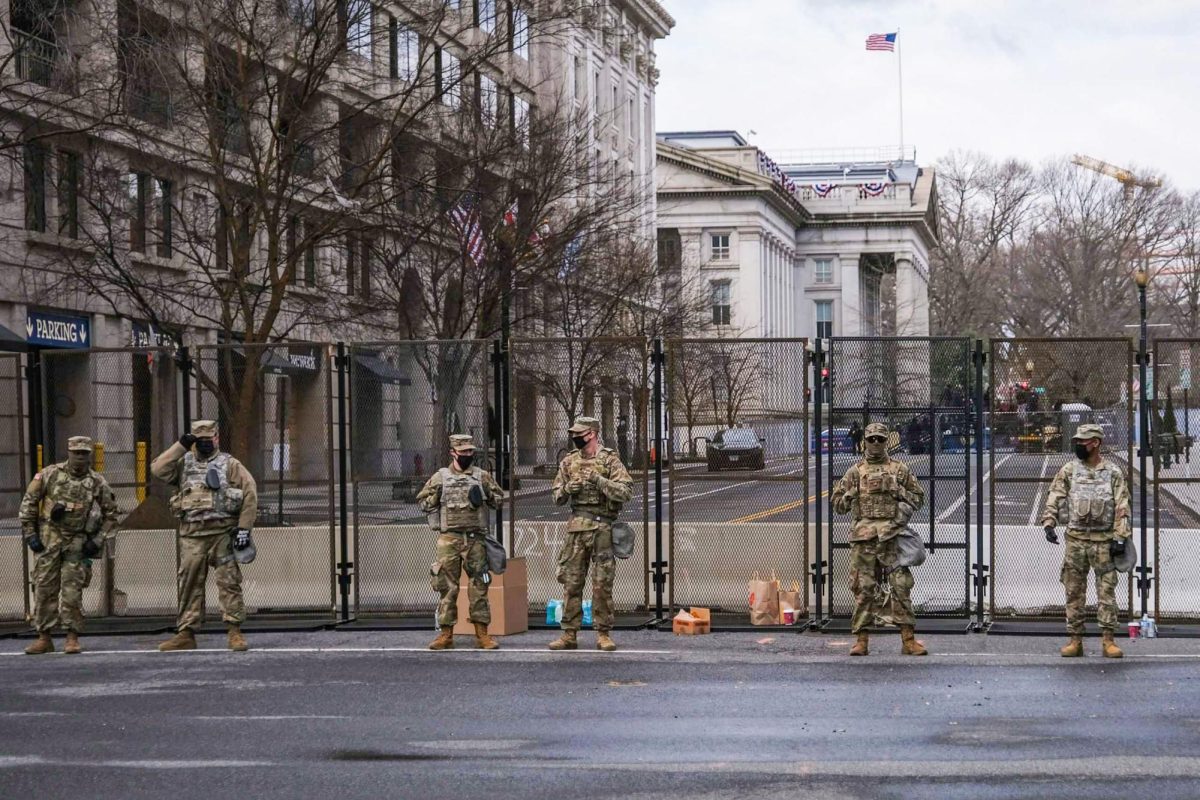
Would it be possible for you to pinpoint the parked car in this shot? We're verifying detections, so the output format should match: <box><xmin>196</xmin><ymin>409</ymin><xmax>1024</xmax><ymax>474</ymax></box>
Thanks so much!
<box><xmin>706</xmin><ymin>428</ymin><xmax>766</xmax><ymax>471</ymax></box>
<box><xmin>811</xmin><ymin>427</ymin><xmax>856</xmax><ymax>454</ymax></box>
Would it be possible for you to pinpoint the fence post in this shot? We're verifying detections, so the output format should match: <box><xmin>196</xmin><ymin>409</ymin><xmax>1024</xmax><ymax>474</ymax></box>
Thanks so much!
<box><xmin>335</xmin><ymin>342</ymin><xmax>351</xmax><ymax>622</ymax></box>
<box><xmin>651</xmin><ymin>338</ymin><xmax>666</xmax><ymax>623</ymax></box>
<box><xmin>810</xmin><ymin>340</ymin><xmax>826</xmax><ymax>624</ymax></box>
<box><xmin>26</xmin><ymin>348</ymin><xmax>43</xmax><ymax>480</ymax></box>
<box><xmin>972</xmin><ymin>339</ymin><xmax>988</xmax><ymax>630</ymax></box>
<box><xmin>491</xmin><ymin>339</ymin><xmax>506</xmax><ymax>545</ymax></box>
<box><xmin>176</xmin><ymin>345</ymin><xmax>192</xmax><ymax>430</ymax></box>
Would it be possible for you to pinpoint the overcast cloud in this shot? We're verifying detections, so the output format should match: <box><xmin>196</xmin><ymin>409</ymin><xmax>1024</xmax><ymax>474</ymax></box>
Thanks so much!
<box><xmin>655</xmin><ymin>0</ymin><xmax>1199</xmax><ymax>190</ymax></box>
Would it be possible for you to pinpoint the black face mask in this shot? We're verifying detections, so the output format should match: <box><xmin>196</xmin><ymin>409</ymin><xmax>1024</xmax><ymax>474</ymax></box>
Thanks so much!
<box><xmin>67</xmin><ymin>452</ymin><xmax>91</xmax><ymax>475</ymax></box>
<box><xmin>571</xmin><ymin>435</ymin><xmax>589</xmax><ymax>450</ymax></box>
<box><xmin>455</xmin><ymin>453</ymin><xmax>474</xmax><ymax>470</ymax></box>
<box><xmin>195</xmin><ymin>439</ymin><xmax>216</xmax><ymax>458</ymax></box>
<box><xmin>1074</xmin><ymin>443</ymin><xmax>1092</xmax><ymax>461</ymax></box>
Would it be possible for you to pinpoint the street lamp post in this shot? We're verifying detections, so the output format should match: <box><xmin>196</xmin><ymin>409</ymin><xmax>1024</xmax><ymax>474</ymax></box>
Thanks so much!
<box><xmin>1135</xmin><ymin>265</ymin><xmax>1150</xmax><ymax>616</ymax></box>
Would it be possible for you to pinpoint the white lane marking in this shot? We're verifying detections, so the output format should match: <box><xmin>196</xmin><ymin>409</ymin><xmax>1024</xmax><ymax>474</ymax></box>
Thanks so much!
<box><xmin>1029</xmin><ymin>455</ymin><xmax>1052</xmax><ymax>527</ymax></box>
<box><xmin>672</xmin><ymin>481</ymin><xmax>758</xmax><ymax>503</ymax></box>
<box><xmin>937</xmin><ymin>454</ymin><xmax>1012</xmax><ymax>523</ymax></box>
<box><xmin>190</xmin><ymin>715</ymin><xmax>353</xmax><ymax>720</ymax></box>
<box><xmin>0</xmin><ymin>647</ymin><xmax>674</xmax><ymax>657</ymax></box>
<box><xmin>0</xmin><ymin>756</ymin><xmax>273</xmax><ymax>769</ymax></box>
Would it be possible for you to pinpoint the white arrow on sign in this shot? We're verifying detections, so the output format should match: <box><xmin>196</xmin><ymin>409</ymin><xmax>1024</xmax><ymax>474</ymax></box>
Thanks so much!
<box><xmin>25</xmin><ymin>320</ymin><xmax>32</xmax><ymax>338</ymax></box>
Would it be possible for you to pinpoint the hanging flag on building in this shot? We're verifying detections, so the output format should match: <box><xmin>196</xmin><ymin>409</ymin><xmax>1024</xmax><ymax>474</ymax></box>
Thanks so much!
<box><xmin>812</xmin><ymin>183</ymin><xmax>837</xmax><ymax>197</ymax></box>
<box><xmin>860</xmin><ymin>182</ymin><xmax>888</xmax><ymax>197</ymax></box>
<box><xmin>866</xmin><ymin>32</ymin><xmax>897</xmax><ymax>51</ymax></box>
<box><xmin>449</xmin><ymin>195</ymin><xmax>485</xmax><ymax>265</ymax></box>
<box><xmin>502</xmin><ymin>200</ymin><xmax>518</xmax><ymax>227</ymax></box>
<box><xmin>558</xmin><ymin>234</ymin><xmax>584</xmax><ymax>280</ymax></box>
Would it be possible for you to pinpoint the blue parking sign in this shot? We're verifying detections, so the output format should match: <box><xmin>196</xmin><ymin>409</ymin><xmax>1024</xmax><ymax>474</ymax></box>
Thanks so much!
<box><xmin>25</xmin><ymin>310</ymin><xmax>90</xmax><ymax>348</ymax></box>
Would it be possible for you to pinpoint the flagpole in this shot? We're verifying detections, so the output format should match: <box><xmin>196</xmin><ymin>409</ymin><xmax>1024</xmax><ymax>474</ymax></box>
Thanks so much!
<box><xmin>896</xmin><ymin>27</ymin><xmax>904</xmax><ymax>161</ymax></box>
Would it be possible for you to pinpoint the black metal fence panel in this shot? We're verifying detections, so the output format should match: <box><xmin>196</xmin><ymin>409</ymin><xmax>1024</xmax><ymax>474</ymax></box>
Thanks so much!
<box><xmin>509</xmin><ymin>337</ymin><xmax>651</xmax><ymax>616</ymax></box>
<box><xmin>193</xmin><ymin>343</ymin><xmax>336</xmax><ymax>617</ymax></box>
<box><xmin>348</xmin><ymin>340</ymin><xmax>494</xmax><ymax>617</ymax></box>
<box><xmin>0</xmin><ymin>353</ymin><xmax>28</xmax><ymax>621</ymax></box>
<box><xmin>824</xmin><ymin>337</ymin><xmax>974</xmax><ymax>621</ymax></box>
<box><xmin>665</xmin><ymin>338</ymin><xmax>808</xmax><ymax>620</ymax></box>
<box><xmin>988</xmin><ymin>339</ymin><xmax>1135</xmax><ymax>620</ymax></box>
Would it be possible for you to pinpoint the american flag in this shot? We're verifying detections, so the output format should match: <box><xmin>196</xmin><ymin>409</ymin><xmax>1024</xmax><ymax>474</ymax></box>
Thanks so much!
<box><xmin>502</xmin><ymin>200</ymin><xmax>518</xmax><ymax>227</ymax></box>
<box><xmin>866</xmin><ymin>32</ymin><xmax>897</xmax><ymax>51</ymax></box>
<box><xmin>450</xmin><ymin>195</ymin><xmax>485</xmax><ymax>265</ymax></box>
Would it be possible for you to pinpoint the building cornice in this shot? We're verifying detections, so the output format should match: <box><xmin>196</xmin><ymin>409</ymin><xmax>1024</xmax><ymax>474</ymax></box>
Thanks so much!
<box><xmin>619</xmin><ymin>0</ymin><xmax>675</xmax><ymax>38</ymax></box>
<box><xmin>657</xmin><ymin>143</ymin><xmax>813</xmax><ymax>225</ymax></box>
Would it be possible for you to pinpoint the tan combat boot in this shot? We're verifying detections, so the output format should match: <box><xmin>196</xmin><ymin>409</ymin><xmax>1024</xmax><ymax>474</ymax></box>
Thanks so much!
<box><xmin>900</xmin><ymin>625</ymin><xmax>928</xmax><ymax>656</ymax></box>
<box><xmin>24</xmin><ymin>633</ymin><xmax>54</xmax><ymax>655</ymax></box>
<box><xmin>158</xmin><ymin>629</ymin><xmax>197</xmax><ymax>652</ymax></box>
<box><xmin>849</xmin><ymin>632</ymin><xmax>869</xmax><ymax>656</ymax></box>
<box><xmin>474</xmin><ymin>623</ymin><xmax>499</xmax><ymax>650</ymax></box>
<box><xmin>1060</xmin><ymin>636</ymin><xmax>1084</xmax><ymax>657</ymax></box>
<box><xmin>1101</xmin><ymin>631</ymin><xmax>1124</xmax><ymax>659</ymax></box>
<box><xmin>547</xmin><ymin>630</ymin><xmax>578</xmax><ymax>650</ymax></box>
<box><xmin>596</xmin><ymin>632</ymin><xmax>617</xmax><ymax>652</ymax></box>
<box><xmin>227</xmin><ymin>625</ymin><xmax>249</xmax><ymax>652</ymax></box>
<box><xmin>63</xmin><ymin>632</ymin><xmax>82</xmax><ymax>655</ymax></box>
<box><xmin>428</xmin><ymin>626</ymin><xmax>455</xmax><ymax>650</ymax></box>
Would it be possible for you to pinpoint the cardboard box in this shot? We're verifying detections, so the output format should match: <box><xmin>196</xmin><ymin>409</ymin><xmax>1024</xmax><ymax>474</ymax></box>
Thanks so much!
<box><xmin>453</xmin><ymin>557</ymin><xmax>528</xmax><ymax>636</ymax></box>
<box><xmin>673</xmin><ymin>606</ymin><xmax>711</xmax><ymax>635</ymax></box>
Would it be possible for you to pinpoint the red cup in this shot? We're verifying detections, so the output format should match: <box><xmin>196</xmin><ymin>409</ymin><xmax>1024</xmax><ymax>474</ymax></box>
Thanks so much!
<box><xmin>1128</xmin><ymin>620</ymin><xmax>1140</xmax><ymax>640</ymax></box>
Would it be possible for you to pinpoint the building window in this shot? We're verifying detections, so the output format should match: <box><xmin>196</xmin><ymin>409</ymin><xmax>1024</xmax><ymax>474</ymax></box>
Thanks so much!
<box><xmin>346</xmin><ymin>236</ymin><xmax>372</xmax><ymax>298</ymax></box>
<box><xmin>815</xmin><ymin>300</ymin><xmax>833</xmax><ymax>339</ymax></box>
<box><xmin>510</xmin><ymin>3</ymin><xmax>529</xmax><ymax>60</ymax></box>
<box><xmin>56</xmin><ymin>150</ymin><xmax>79</xmax><ymax>238</ymax></box>
<box><xmin>477</xmin><ymin>0</ymin><xmax>496</xmax><ymax>32</ymax></box>
<box><xmin>479</xmin><ymin>73</ymin><xmax>498</xmax><ymax>125</ymax></box>
<box><xmin>438</xmin><ymin>48</ymin><xmax>461</xmax><ymax>107</ymax></box>
<box><xmin>814</xmin><ymin>258</ymin><xmax>832</xmax><ymax>284</ymax></box>
<box><xmin>657</xmin><ymin>228</ymin><xmax>680</xmax><ymax>272</ymax></box>
<box><xmin>389</xmin><ymin>20</ymin><xmax>418</xmax><ymax>81</ymax></box>
<box><xmin>23</xmin><ymin>143</ymin><xmax>47</xmax><ymax>232</ymax></box>
<box><xmin>711</xmin><ymin>280</ymin><xmax>731</xmax><ymax>326</ymax></box>
<box><xmin>710</xmin><ymin>233</ymin><xmax>730</xmax><ymax>261</ymax></box>
<box><xmin>573</xmin><ymin>55</ymin><xmax>585</xmax><ymax>100</ymax></box>
<box><xmin>346</xmin><ymin>0</ymin><xmax>372</xmax><ymax>60</ymax></box>
<box><xmin>128</xmin><ymin>172</ymin><xmax>148</xmax><ymax>251</ymax></box>
<box><xmin>154</xmin><ymin>177</ymin><xmax>173</xmax><ymax>258</ymax></box>
<box><xmin>512</xmin><ymin>93</ymin><xmax>529</xmax><ymax>147</ymax></box>
<box><xmin>288</xmin><ymin>217</ymin><xmax>316</xmax><ymax>287</ymax></box>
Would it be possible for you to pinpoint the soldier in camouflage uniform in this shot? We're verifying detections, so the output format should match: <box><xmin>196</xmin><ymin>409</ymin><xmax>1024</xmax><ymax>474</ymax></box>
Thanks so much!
<box><xmin>19</xmin><ymin>436</ymin><xmax>121</xmax><ymax>655</ymax></box>
<box><xmin>548</xmin><ymin>417</ymin><xmax>633</xmax><ymax>652</ymax></box>
<box><xmin>417</xmin><ymin>434</ymin><xmax>506</xmax><ymax>651</ymax></box>
<box><xmin>831</xmin><ymin>422</ymin><xmax>927</xmax><ymax>656</ymax></box>
<box><xmin>152</xmin><ymin>420</ymin><xmax>258</xmax><ymax>652</ymax></box>
<box><xmin>1041</xmin><ymin>423</ymin><xmax>1131</xmax><ymax>658</ymax></box>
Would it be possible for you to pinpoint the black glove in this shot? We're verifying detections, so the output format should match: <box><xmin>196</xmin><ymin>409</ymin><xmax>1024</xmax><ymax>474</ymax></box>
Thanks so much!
<box><xmin>82</xmin><ymin>536</ymin><xmax>102</xmax><ymax>558</ymax></box>
<box><xmin>1110</xmin><ymin>538</ymin><xmax>1127</xmax><ymax>558</ymax></box>
<box><xmin>179</xmin><ymin>433</ymin><xmax>197</xmax><ymax>449</ymax></box>
<box><xmin>468</xmin><ymin>484</ymin><xmax>484</xmax><ymax>508</ymax></box>
<box><xmin>233</xmin><ymin>528</ymin><xmax>252</xmax><ymax>550</ymax></box>
<box><xmin>1044</xmin><ymin>525</ymin><xmax>1060</xmax><ymax>545</ymax></box>
<box><xmin>26</xmin><ymin>532</ymin><xmax>46</xmax><ymax>554</ymax></box>
<box><xmin>50</xmin><ymin>502</ymin><xmax>67</xmax><ymax>523</ymax></box>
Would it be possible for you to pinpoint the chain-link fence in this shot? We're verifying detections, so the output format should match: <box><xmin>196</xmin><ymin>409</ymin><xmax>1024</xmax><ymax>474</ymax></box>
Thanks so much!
<box><xmin>193</xmin><ymin>342</ymin><xmax>336</xmax><ymax>617</ymax></box>
<box><xmin>37</xmin><ymin>347</ymin><xmax>178</xmax><ymax>618</ymax></box>
<box><xmin>1152</xmin><ymin>339</ymin><xmax>1200</xmax><ymax>621</ymax></box>
<box><xmin>824</xmin><ymin>337</ymin><xmax>975</xmax><ymax>622</ymax></box>
<box><xmin>509</xmin><ymin>337</ymin><xmax>651</xmax><ymax>620</ymax></box>
<box><xmin>665</xmin><ymin>338</ymin><xmax>808</xmax><ymax>622</ymax></box>
<box><xmin>988</xmin><ymin>338</ymin><xmax>1135</xmax><ymax>620</ymax></box>
<box><xmin>0</xmin><ymin>353</ymin><xmax>28</xmax><ymax>622</ymax></box>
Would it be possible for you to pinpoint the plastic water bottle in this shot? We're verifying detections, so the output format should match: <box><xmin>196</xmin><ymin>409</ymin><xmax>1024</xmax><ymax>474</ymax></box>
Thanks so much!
<box><xmin>554</xmin><ymin>600</ymin><xmax>564</xmax><ymax>624</ymax></box>
<box><xmin>545</xmin><ymin>600</ymin><xmax>559</xmax><ymax>626</ymax></box>
<box><xmin>1147</xmin><ymin>616</ymin><xmax>1158</xmax><ymax>638</ymax></box>
<box><xmin>1141</xmin><ymin>613</ymin><xmax>1151</xmax><ymax>639</ymax></box>
<box><xmin>583</xmin><ymin>600</ymin><xmax>593</xmax><ymax>627</ymax></box>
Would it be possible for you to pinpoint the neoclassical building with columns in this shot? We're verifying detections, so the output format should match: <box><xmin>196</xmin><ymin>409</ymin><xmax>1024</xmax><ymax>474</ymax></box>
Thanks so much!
<box><xmin>655</xmin><ymin>131</ymin><xmax>937</xmax><ymax>340</ymax></box>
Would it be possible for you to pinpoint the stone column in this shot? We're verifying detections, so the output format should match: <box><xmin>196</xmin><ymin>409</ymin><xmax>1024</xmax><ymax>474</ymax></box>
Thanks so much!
<box><xmin>895</xmin><ymin>253</ymin><xmax>930</xmax><ymax>336</ymax></box>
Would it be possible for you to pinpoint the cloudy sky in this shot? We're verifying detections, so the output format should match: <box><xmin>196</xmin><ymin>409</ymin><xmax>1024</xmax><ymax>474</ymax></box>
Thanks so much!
<box><xmin>655</xmin><ymin>0</ymin><xmax>1199</xmax><ymax>191</ymax></box>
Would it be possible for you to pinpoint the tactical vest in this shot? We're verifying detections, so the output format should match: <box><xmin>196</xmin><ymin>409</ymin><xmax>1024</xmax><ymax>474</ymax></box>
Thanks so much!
<box><xmin>39</xmin><ymin>464</ymin><xmax>98</xmax><ymax>534</ymax></box>
<box><xmin>172</xmin><ymin>452</ymin><xmax>244</xmax><ymax>525</ymax></box>
<box><xmin>437</xmin><ymin>467</ymin><xmax>488</xmax><ymax>532</ymax></box>
<box><xmin>1067</xmin><ymin>462</ymin><xmax>1116</xmax><ymax>532</ymax></box>
<box><xmin>856</xmin><ymin>461</ymin><xmax>901</xmax><ymax>520</ymax></box>
<box><xmin>566</xmin><ymin>449</ymin><xmax>623</xmax><ymax>519</ymax></box>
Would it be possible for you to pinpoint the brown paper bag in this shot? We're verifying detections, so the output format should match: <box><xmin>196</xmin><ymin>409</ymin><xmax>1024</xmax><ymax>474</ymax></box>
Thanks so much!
<box><xmin>749</xmin><ymin>571</ymin><xmax>780</xmax><ymax>626</ymax></box>
<box><xmin>778</xmin><ymin>579</ymin><xmax>805</xmax><ymax>623</ymax></box>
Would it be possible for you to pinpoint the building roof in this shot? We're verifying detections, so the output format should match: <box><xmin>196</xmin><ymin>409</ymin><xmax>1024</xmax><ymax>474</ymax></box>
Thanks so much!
<box><xmin>658</xmin><ymin>130</ymin><xmax>749</xmax><ymax>148</ymax></box>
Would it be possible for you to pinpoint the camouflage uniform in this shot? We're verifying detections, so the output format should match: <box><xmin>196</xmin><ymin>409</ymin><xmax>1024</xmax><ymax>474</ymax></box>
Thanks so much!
<box><xmin>550</xmin><ymin>417</ymin><xmax>633</xmax><ymax>641</ymax></box>
<box><xmin>19</xmin><ymin>436</ymin><xmax>120</xmax><ymax>643</ymax></box>
<box><xmin>1041</xmin><ymin>424</ymin><xmax>1131</xmax><ymax>641</ymax></box>
<box><xmin>831</xmin><ymin>422</ymin><xmax>926</xmax><ymax>653</ymax></box>
<box><xmin>152</xmin><ymin>421</ymin><xmax>257</xmax><ymax>641</ymax></box>
<box><xmin>416</xmin><ymin>435</ymin><xmax>505</xmax><ymax>631</ymax></box>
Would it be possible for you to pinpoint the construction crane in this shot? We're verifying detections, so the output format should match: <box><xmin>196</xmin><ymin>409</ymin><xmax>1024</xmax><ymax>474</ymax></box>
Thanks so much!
<box><xmin>1071</xmin><ymin>154</ymin><xmax>1162</xmax><ymax>202</ymax></box>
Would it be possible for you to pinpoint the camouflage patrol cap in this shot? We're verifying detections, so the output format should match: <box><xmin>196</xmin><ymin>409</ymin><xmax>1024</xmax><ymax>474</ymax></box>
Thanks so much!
<box><xmin>66</xmin><ymin>436</ymin><xmax>93</xmax><ymax>452</ymax></box>
<box><xmin>1072</xmin><ymin>423</ymin><xmax>1104</xmax><ymax>441</ymax></box>
<box><xmin>568</xmin><ymin>417</ymin><xmax>601</xmax><ymax>434</ymax></box>
<box><xmin>864</xmin><ymin>422</ymin><xmax>890</xmax><ymax>438</ymax></box>
<box><xmin>449</xmin><ymin>434</ymin><xmax>476</xmax><ymax>452</ymax></box>
<box><xmin>191</xmin><ymin>420</ymin><xmax>218</xmax><ymax>437</ymax></box>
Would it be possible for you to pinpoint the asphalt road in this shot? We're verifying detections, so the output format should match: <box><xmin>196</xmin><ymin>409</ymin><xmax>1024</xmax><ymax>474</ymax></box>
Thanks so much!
<box><xmin>3</xmin><ymin>629</ymin><xmax>1200</xmax><ymax>800</ymax></box>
